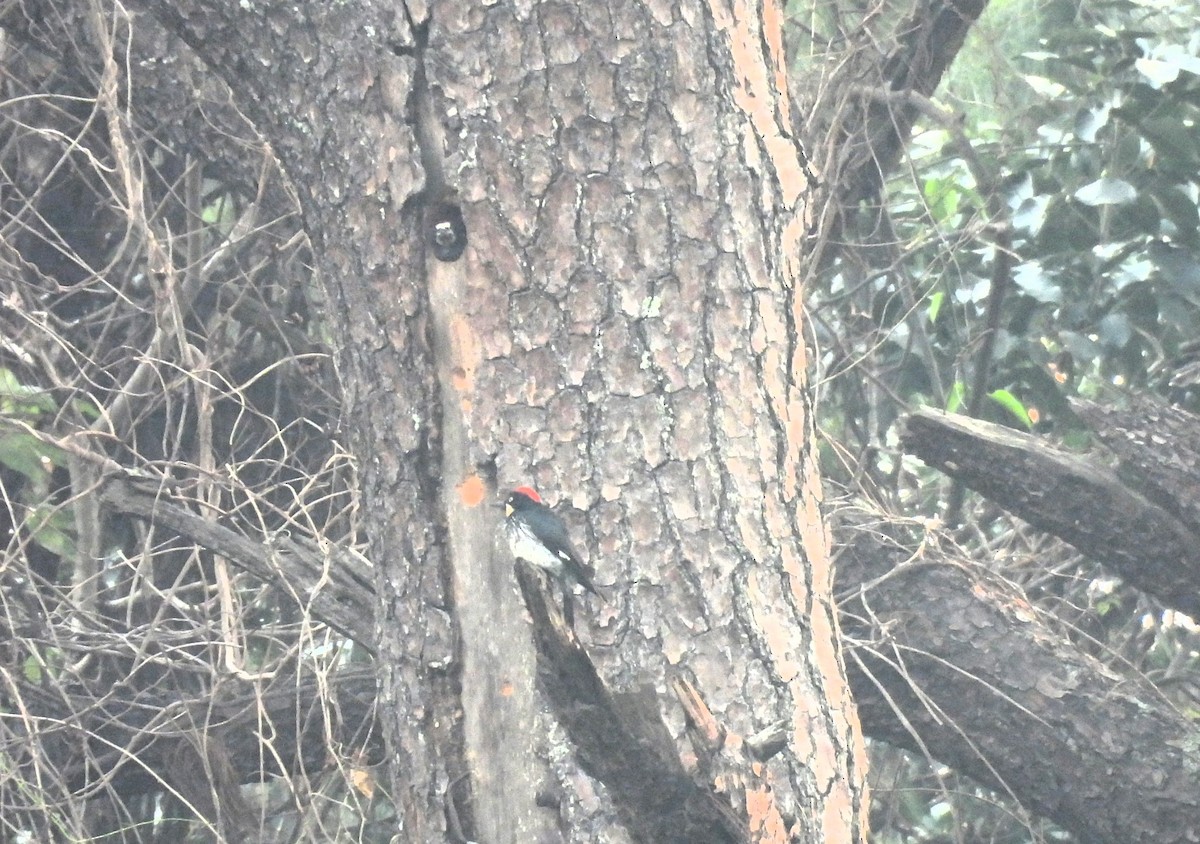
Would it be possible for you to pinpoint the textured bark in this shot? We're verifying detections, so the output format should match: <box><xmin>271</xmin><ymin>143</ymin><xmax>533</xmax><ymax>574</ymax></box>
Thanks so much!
<box><xmin>1073</xmin><ymin>395</ymin><xmax>1200</xmax><ymax>534</ymax></box>
<box><xmin>126</xmin><ymin>0</ymin><xmax>866</xmax><ymax>841</ymax></box>
<box><xmin>422</xmin><ymin>2</ymin><xmax>864</xmax><ymax>838</ymax></box>
<box><xmin>901</xmin><ymin>408</ymin><xmax>1200</xmax><ymax>617</ymax></box>
<box><xmin>839</xmin><ymin>529</ymin><xmax>1200</xmax><ymax>844</ymax></box>
<box><xmin>21</xmin><ymin>1</ymin><xmax>1200</xmax><ymax>842</ymax></box>
<box><xmin>514</xmin><ymin>566</ymin><xmax>745</xmax><ymax>843</ymax></box>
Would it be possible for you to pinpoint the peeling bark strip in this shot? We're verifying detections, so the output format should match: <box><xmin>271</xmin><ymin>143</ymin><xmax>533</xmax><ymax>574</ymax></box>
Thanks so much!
<box><xmin>703</xmin><ymin>1</ymin><xmax>867</xmax><ymax>836</ymax></box>
<box><xmin>415</xmin><ymin>4</ymin><xmax>555</xmax><ymax>837</ymax></box>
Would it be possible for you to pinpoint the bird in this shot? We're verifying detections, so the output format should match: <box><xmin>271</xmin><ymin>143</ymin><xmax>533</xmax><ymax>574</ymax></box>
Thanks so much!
<box><xmin>504</xmin><ymin>487</ymin><xmax>600</xmax><ymax>619</ymax></box>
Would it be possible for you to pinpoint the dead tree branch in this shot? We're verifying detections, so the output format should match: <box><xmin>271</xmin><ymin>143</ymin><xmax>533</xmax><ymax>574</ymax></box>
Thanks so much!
<box><xmin>900</xmin><ymin>407</ymin><xmax>1200</xmax><ymax>617</ymax></box>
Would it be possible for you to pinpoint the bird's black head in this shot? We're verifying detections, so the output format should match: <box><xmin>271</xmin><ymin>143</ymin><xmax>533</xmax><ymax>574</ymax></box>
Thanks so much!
<box><xmin>506</xmin><ymin>486</ymin><xmax>543</xmax><ymax>515</ymax></box>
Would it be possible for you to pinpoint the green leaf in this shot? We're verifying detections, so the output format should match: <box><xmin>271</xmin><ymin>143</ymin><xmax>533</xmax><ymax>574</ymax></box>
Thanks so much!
<box><xmin>71</xmin><ymin>398</ymin><xmax>102</xmax><ymax>422</ymax></box>
<box><xmin>1060</xmin><ymin>330</ymin><xmax>1102</xmax><ymax>360</ymax></box>
<box><xmin>26</xmin><ymin>506</ymin><xmax>76</xmax><ymax>559</ymax></box>
<box><xmin>0</xmin><ymin>368</ymin><xmax>56</xmax><ymax>419</ymax></box>
<box><xmin>1095</xmin><ymin>592</ymin><xmax>1121</xmax><ymax>617</ymax></box>
<box><xmin>1013</xmin><ymin>262</ymin><xmax>1061</xmax><ymax>303</ymax></box>
<box><xmin>1136</xmin><ymin>58</ymin><xmax>1180</xmax><ymax>87</ymax></box>
<box><xmin>1139</xmin><ymin>116</ymin><xmax>1200</xmax><ymax>174</ymax></box>
<box><xmin>989</xmin><ymin>389</ymin><xmax>1034</xmax><ymax>429</ymax></box>
<box><xmin>1023</xmin><ymin>75</ymin><xmax>1067</xmax><ymax>97</ymax></box>
<box><xmin>927</xmin><ymin>290</ymin><xmax>946</xmax><ymax>324</ymax></box>
<box><xmin>945</xmin><ymin>380</ymin><xmax>966</xmax><ymax>414</ymax></box>
<box><xmin>923</xmin><ymin>175</ymin><xmax>963</xmax><ymax>224</ymax></box>
<box><xmin>0</xmin><ymin>432</ymin><xmax>62</xmax><ymax>482</ymax></box>
<box><xmin>1074</xmin><ymin>104</ymin><xmax>1111</xmax><ymax>143</ymax></box>
<box><xmin>1037</xmin><ymin>198</ymin><xmax>1099</xmax><ymax>253</ymax></box>
<box><xmin>23</xmin><ymin>654</ymin><xmax>42</xmax><ymax>684</ymax></box>
<box><xmin>22</xmin><ymin>647</ymin><xmax>63</xmax><ymax>684</ymax></box>
<box><xmin>1097</xmin><ymin>312</ymin><xmax>1133</xmax><ymax>348</ymax></box>
<box><xmin>200</xmin><ymin>194</ymin><xmax>237</xmax><ymax>230</ymax></box>
<box><xmin>1149</xmin><ymin>240</ymin><xmax>1200</xmax><ymax>294</ymax></box>
<box><xmin>1149</xmin><ymin>185</ymin><xmax>1200</xmax><ymax>244</ymax></box>
<box><xmin>1013</xmin><ymin>195</ymin><xmax>1050</xmax><ymax>235</ymax></box>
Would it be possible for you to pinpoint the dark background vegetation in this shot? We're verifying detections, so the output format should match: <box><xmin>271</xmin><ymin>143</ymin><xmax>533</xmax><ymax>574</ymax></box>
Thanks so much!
<box><xmin>805</xmin><ymin>0</ymin><xmax>1200</xmax><ymax>837</ymax></box>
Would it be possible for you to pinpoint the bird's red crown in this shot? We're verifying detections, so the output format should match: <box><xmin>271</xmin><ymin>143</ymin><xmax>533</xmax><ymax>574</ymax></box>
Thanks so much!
<box><xmin>511</xmin><ymin>485</ymin><xmax>542</xmax><ymax>504</ymax></box>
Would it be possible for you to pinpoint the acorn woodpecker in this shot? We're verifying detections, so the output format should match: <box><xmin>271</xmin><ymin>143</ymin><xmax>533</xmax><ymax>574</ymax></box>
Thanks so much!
<box><xmin>504</xmin><ymin>486</ymin><xmax>600</xmax><ymax>601</ymax></box>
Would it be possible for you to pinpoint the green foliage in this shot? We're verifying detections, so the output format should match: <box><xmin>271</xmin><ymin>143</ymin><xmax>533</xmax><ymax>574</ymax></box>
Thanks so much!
<box><xmin>0</xmin><ymin>368</ymin><xmax>76</xmax><ymax>559</ymax></box>
<box><xmin>989</xmin><ymin>388</ymin><xmax>1034</xmax><ymax>428</ymax></box>
<box><xmin>0</xmin><ymin>431</ymin><xmax>61</xmax><ymax>482</ymax></box>
<box><xmin>811</xmin><ymin>0</ymin><xmax>1200</xmax><ymax>840</ymax></box>
<box><xmin>995</xmin><ymin>5</ymin><xmax>1200</xmax><ymax>400</ymax></box>
<box><xmin>0</xmin><ymin>367</ymin><xmax>56</xmax><ymax>418</ymax></box>
<box><xmin>816</xmin><ymin>0</ymin><xmax>1200</xmax><ymax>461</ymax></box>
<box><xmin>944</xmin><ymin>379</ymin><xmax>966</xmax><ymax>413</ymax></box>
<box><xmin>22</xmin><ymin>647</ymin><xmax>64</xmax><ymax>684</ymax></box>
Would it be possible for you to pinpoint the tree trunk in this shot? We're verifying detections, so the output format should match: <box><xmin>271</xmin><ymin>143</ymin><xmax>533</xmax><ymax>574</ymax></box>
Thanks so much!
<box><xmin>137</xmin><ymin>0</ymin><xmax>867</xmax><ymax>840</ymax></box>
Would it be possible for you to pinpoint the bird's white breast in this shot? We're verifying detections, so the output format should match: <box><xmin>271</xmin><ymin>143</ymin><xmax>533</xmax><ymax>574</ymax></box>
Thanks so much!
<box><xmin>505</xmin><ymin>520</ymin><xmax>565</xmax><ymax>576</ymax></box>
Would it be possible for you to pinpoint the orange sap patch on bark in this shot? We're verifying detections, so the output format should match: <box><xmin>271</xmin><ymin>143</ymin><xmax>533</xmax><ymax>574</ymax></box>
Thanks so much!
<box><xmin>457</xmin><ymin>475</ymin><xmax>487</xmax><ymax>507</ymax></box>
